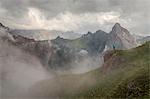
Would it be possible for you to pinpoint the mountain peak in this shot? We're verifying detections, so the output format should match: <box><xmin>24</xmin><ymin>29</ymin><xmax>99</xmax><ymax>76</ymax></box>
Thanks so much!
<box><xmin>112</xmin><ymin>23</ymin><xmax>122</xmax><ymax>31</ymax></box>
<box><xmin>96</xmin><ymin>30</ymin><xmax>105</xmax><ymax>33</ymax></box>
<box><xmin>108</xmin><ymin>23</ymin><xmax>137</xmax><ymax>49</ymax></box>
<box><xmin>111</xmin><ymin>23</ymin><xmax>126</xmax><ymax>35</ymax></box>
<box><xmin>114</xmin><ymin>23</ymin><xmax>121</xmax><ymax>26</ymax></box>
<box><xmin>56</xmin><ymin>36</ymin><xmax>64</xmax><ymax>40</ymax></box>
<box><xmin>87</xmin><ymin>31</ymin><xmax>92</xmax><ymax>35</ymax></box>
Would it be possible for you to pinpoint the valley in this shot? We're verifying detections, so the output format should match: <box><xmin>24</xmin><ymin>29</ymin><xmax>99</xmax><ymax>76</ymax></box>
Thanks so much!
<box><xmin>0</xmin><ymin>22</ymin><xmax>149</xmax><ymax>99</ymax></box>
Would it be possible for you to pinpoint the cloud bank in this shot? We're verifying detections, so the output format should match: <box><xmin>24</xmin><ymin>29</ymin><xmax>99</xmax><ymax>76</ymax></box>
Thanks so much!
<box><xmin>0</xmin><ymin>0</ymin><xmax>149</xmax><ymax>35</ymax></box>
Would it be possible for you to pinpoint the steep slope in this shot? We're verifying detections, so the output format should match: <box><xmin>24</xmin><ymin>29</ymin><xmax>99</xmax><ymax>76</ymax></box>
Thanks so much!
<box><xmin>30</xmin><ymin>41</ymin><xmax>149</xmax><ymax>98</ymax></box>
<box><xmin>107</xmin><ymin>23</ymin><xmax>137</xmax><ymax>50</ymax></box>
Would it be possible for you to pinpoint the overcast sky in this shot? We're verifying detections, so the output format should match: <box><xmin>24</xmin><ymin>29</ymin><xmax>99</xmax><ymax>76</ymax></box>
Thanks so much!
<box><xmin>0</xmin><ymin>0</ymin><xmax>149</xmax><ymax>35</ymax></box>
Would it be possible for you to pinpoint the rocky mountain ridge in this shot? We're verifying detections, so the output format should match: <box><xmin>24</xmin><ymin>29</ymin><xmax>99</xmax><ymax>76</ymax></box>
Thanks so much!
<box><xmin>0</xmin><ymin>22</ymin><xmax>141</xmax><ymax>71</ymax></box>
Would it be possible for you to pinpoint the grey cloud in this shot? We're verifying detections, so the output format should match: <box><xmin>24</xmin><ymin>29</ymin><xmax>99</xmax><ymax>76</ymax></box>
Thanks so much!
<box><xmin>0</xmin><ymin>0</ymin><xmax>29</xmax><ymax>17</ymax></box>
<box><xmin>0</xmin><ymin>0</ymin><xmax>149</xmax><ymax>35</ymax></box>
<box><xmin>0</xmin><ymin>0</ymin><xmax>119</xmax><ymax>18</ymax></box>
<box><xmin>0</xmin><ymin>0</ymin><xmax>149</xmax><ymax>16</ymax></box>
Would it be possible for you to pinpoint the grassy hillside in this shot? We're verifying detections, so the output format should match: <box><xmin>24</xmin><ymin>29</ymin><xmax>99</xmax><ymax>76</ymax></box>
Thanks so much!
<box><xmin>77</xmin><ymin>41</ymin><xmax>149</xmax><ymax>98</ymax></box>
<box><xmin>30</xmin><ymin>42</ymin><xmax>150</xmax><ymax>98</ymax></box>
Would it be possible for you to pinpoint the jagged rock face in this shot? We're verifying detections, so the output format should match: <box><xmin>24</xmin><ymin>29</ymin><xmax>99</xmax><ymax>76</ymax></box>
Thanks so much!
<box><xmin>85</xmin><ymin>30</ymin><xmax>109</xmax><ymax>54</ymax></box>
<box><xmin>107</xmin><ymin>23</ymin><xmax>137</xmax><ymax>50</ymax></box>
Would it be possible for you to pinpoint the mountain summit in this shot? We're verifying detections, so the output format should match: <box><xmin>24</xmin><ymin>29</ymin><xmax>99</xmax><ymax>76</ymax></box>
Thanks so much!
<box><xmin>111</xmin><ymin>23</ymin><xmax>122</xmax><ymax>33</ymax></box>
<box><xmin>107</xmin><ymin>23</ymin><xmax>137</xmax><ymax>50</ymax></box>
<box><xmin>111</xmin><ymin>23</ymin><xmax>130</xmax><ymax>35</ymax></box>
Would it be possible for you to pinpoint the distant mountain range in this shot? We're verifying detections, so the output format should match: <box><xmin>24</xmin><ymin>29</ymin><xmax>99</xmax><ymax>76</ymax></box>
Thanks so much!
<box><xmin>0</xmin><ymin>22</ymin><xmax>149</xmax><ymax>71</ymax></box>
<box><xmin>9</xmin><ymin>29</ymin><xmax>81</xmax><ymax>40</ymax></box>
<box><xmin>136</xmin><ymin>36</ymin><xmax>150</xmax><ymax>44</ymax></box>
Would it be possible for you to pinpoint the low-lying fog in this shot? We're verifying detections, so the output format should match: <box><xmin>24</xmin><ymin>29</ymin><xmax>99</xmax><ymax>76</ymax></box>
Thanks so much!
<box><xmin>0</xmin><ymin>40</ymin><xmax>104</xmax><ymax>98</ymax></box>
<box><xmin>0</xmin><ymin>40</ymin><xmax>51</xmax><ymax>98</ymax></box>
